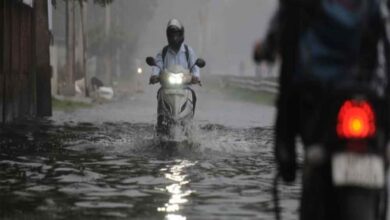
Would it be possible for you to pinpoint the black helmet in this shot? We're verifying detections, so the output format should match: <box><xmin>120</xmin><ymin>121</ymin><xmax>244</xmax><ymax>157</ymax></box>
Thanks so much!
<box><xmin>166</xmin><ymin>19</ymin><xmax>184</xmax><ymax>52</ymax></box>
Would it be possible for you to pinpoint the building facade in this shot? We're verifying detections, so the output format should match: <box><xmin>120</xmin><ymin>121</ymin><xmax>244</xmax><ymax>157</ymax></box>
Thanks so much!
<box><xmin>1</xmin><ymin>0</ymin><xmax>52</xmax><ymax>123</ymax></box>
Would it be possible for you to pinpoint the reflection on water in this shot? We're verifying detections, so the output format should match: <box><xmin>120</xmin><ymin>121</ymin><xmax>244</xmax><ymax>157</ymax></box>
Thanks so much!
<box><xmin>0</xmin><ymin>120</ymin><xmax>300</xmax><ymax>220</ymax></box>
<box><xmin>158</xmin><ymin>160</ymin><xmax>196</xmax><ymax>220</ymax></box>
<box><xmin>166</xmin><ymin>214</ymin><xmax>186</xmax><ymax>220</ymax></box>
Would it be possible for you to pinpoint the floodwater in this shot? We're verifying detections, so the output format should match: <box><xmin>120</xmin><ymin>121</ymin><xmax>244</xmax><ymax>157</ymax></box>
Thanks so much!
<box><xmin>0</xmin><ymin>87</ymin><xmax>302</xmax><ymax>220</ymax></box>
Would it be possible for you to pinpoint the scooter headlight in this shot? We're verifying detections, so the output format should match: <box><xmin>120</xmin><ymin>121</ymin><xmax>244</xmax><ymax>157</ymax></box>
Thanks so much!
<box><xmin>168</xmin><ymin>73</ymin><xmax>184</xmax><ymax>85</ymax></box>
<box><xmin>137</xmin><ymin>68</ymin><xmax>143</xmax><ymax>74</ymax></box>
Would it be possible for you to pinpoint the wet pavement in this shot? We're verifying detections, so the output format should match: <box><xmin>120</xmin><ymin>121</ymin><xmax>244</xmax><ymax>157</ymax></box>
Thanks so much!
<box><xmin>0</xmin><ymin>88</ymin><xmax>302</xmax><ymax>220</ymax></box>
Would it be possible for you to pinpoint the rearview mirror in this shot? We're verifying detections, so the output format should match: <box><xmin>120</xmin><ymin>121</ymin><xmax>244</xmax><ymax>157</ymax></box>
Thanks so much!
<box><xmin>146</xmin><ymin>57</ymin><xmax>156</xmax><ymax>66</ymax></box>
<box><xmin>195</xmin><ymin>59</ymin><xmax>206</xmax><ymax>68</ymax></box>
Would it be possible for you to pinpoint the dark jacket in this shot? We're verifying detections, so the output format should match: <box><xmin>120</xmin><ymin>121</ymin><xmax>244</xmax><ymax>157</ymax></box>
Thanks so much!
<box><xmin>262</xmin><ymin>0</ymin><xmax>389</xmax><ymax>87</ymax></box>
<box><xmin>261</xmin><ymin>0</ymin><xmax>390</xmax><ymax>183</ymax></box>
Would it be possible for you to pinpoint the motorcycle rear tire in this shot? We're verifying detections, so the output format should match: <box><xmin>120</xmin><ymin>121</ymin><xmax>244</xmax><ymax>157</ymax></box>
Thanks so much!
<box><xmin>338</xmin><ymin>188</ymin><xmax>380</xmax><ymax>220</ymax></box>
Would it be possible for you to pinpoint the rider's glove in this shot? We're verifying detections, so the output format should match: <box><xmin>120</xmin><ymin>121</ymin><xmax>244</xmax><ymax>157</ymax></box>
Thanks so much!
<box><xmin>191</xmin><ymin>76</ymin><xmax>201</xmax><ymax>85</ymax></box>
<box><xmin>275</xmin><ymin>141</ymin><xmax>297</xmax><ymax>183</ymax></box>
<box><xmin>149</xmin><ymin>75</ymin><xmax>159</xmax><ymax>84</ymax></box>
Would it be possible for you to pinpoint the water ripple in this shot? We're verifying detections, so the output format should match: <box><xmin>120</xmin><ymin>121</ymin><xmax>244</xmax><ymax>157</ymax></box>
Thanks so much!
<box><xmin>0</xmin><ymin>121</ymin><xmax>298</xmax><ymax>220</ymax></box>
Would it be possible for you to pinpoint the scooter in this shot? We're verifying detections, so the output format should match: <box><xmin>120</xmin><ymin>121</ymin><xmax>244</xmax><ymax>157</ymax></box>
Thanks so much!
<box><xmin>146</xmin><ymin>57</ymin><xmax>206</xmax><ymax>144</ymax></box>
<box><xmin>273</xmin><ymin>82</ymin><xmax>388</xmax><ymax>220</ymax></box>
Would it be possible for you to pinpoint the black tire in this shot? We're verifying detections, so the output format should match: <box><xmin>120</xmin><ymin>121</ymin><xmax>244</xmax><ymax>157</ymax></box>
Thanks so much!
<box><xmin>338</xmin><ymin>188</ymin><xmax>379</xmax><ymax>220</ymax></box>
<box><xmin>378</xmin><ymin>186</ymin><xmax>388</xmax><ymax>220</ymax></box>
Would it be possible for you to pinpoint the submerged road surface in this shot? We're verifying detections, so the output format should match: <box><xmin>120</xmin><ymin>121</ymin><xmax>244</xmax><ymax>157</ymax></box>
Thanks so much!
<box><xmin>0</xmin><ymin>86</ymin><xmax>304</xmax><ymax>220</ymax></box>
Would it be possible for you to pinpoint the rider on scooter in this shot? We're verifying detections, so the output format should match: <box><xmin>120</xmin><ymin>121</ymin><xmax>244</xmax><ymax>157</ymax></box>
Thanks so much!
<box><xmin>149</xmin><ymin>19</ymin><xmax>201</xmax><ymax>132</ymax></box>
<box><xmin>254</xmin><ymin>0</ymin><xmax>390</xmax><ymax>219</ymax></box>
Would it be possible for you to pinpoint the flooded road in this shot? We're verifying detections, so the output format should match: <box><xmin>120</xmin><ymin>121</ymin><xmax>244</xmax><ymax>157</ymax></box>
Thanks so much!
<box><xmin>0</xmin><ymin>88</ymin><xmax>301</xmax><ymax>220</ymax></box>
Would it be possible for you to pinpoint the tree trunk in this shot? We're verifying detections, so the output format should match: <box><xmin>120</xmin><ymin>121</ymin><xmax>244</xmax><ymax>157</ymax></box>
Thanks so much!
<box><xmin>65</xmin><ymin>0</ymin><xmax>69</xmax><ymax>89</ymax></box>
<box><xmin>105</xmin><ymin>4</ymin><xmax>112</xmax><ymax>86</ymax></box>
<box><xmin>72</xmin><ymin>0</ymin><xmax>76</xmax><ymax>86</ymax></box>
<box><xmin>79</xmin><ymin>0</ymin><xmax>89</xmax><ymax>97</ymax></box>
<box><xmin>64</xmin><ymin>0</ymin><xmax>75</xmax><ymax>96</ymax></box>
<box><xmin>105</xmin><ymin>4</ymin><xmax>111</xmax><ymax>36</ymax></box>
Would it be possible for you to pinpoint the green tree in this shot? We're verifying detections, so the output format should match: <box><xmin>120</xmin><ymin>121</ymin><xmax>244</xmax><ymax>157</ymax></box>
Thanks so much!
<box><xmin>52</xmin><ymin>0</ymin><xmax>157</xmax><ymax>95</ymax></box>
<box><xmin>52</xmin><ymin>0</ymin><xmax>114</xmax><ymax>96</ymax></box>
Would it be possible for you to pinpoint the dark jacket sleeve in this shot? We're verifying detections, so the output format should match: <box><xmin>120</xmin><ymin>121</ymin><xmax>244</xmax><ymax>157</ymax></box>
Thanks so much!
<box><xmin>260</xmin><ymin>0</ymin><xmax>320</xmax><ymax>60</ymax></box>
<box><xmin>383</xmin><ymin>10</ymin><xmax>390</xmax><ymax>87</ymax></box>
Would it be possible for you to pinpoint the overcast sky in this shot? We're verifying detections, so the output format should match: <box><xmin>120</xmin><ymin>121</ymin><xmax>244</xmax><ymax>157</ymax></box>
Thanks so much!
<box><xmin>137</xmin><ymin>0</ymin><xmax>277</xmax><ymax>76</ymax></box>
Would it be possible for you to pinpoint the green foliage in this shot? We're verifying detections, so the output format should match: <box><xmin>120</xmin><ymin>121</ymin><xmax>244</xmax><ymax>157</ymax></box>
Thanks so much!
<box><xmin>86</xmin><ymin>0</ymin><xmax>157</xmax><ymax>58</ymax></box>
<box><xmin>52</xmin><ymin>97</ymin><xmax>92</xmax><ymax>111</ymax></box>
<box><xmin>222</xmin><ymin>87</ymin><xmax>276</xmax><ymax>105</ymax></box>
<box><xmin>87</xmin><ymin>23</ymin><xmax>137</xmax><ymax>56</ymax></box>
<box><xmin>204</xmin><ymin>77</ymin><xmax>276</xmax><ymax>106</ymax></box>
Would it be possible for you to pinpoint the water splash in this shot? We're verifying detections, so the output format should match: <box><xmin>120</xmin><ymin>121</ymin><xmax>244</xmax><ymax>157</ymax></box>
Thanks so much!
<box><xmin>0</xmin><ymin>120</ymin><xmax>298</xmax><ymax>220</ymax></box>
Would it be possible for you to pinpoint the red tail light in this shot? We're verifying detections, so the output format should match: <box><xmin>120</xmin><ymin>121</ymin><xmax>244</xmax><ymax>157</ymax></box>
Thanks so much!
<box><xmin>337</xmin><ymin>100</ymin><xmax>376</xmax><ymax>139</ymax></box>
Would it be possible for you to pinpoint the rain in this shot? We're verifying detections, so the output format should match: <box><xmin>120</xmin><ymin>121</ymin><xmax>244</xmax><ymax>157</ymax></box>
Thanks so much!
<box><xmin>1</xmin><ymin>1</ymin><xmax>388</xmax><ymax>220</ymax></box>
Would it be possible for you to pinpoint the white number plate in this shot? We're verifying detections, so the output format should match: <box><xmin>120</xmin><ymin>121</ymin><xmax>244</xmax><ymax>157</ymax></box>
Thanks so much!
<box><xmin>332</xmin><ymin>153</ymin><xmax>385</xmax><ymax>189</ymax></box>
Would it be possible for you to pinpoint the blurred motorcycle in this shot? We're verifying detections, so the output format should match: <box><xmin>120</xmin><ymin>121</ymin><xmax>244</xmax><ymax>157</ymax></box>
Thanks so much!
<box><xmin>274</xmin><ymin>82</ymin><xmax>389</xmax><ymax>220</ymax></box>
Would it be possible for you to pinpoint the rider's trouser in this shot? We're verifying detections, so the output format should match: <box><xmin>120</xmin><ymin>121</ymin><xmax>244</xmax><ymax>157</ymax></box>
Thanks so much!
<box><xmin>274</xmin><ymin>84</ymin><xmax>299</xmax><ymax>182</ymax></box>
